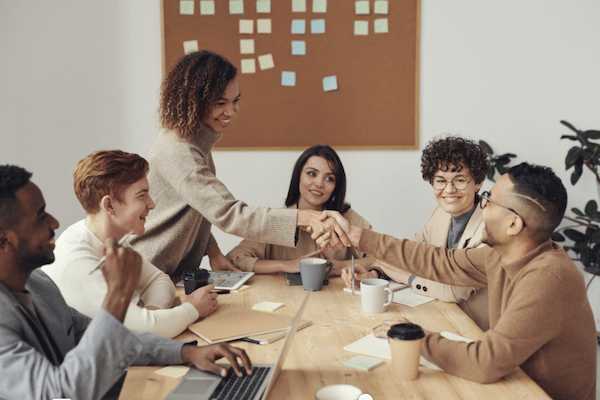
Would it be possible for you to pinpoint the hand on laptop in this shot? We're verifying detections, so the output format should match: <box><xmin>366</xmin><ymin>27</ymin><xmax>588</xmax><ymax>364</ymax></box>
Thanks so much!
<box><xmin>181</xmin><ymin>343</ymin><xmax>252</xmax><ymax>378</ymax></box>
<box><xmin>179</xmin><ymin>284</ymin><xmax>218</xmax><ymax>319</ymax></box>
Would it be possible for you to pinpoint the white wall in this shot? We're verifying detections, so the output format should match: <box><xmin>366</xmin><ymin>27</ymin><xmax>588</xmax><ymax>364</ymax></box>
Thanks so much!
<box><xmin>2</xmin><ymin>0</ymin><xmax>600</xmax><ymax>326</ymax></box>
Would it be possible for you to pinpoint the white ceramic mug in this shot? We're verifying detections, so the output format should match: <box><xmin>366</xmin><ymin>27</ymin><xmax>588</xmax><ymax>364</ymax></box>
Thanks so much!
<box><xmin>360</xmin><ymin>279</ymin><xmax>393</xmax><ymax>313</ymax></box>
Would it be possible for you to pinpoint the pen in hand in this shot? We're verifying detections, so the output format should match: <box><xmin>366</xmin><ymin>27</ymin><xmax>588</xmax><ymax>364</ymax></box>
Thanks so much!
<box><xmin>89</xmin><ymin>231</ymin><xmax>134</xmax><ymax>275</ymax></box>
<box><xmin>351</xmin><ymin>255</ymin><xmax>355</xmax><ymax>296</ymax></box>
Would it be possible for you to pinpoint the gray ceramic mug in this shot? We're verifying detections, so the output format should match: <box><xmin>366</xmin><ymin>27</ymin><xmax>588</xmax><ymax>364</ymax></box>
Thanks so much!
<box><xmin>299</xmin><ymin>257</ymin><xmax>333</xmax><ymax>291</ymax></box>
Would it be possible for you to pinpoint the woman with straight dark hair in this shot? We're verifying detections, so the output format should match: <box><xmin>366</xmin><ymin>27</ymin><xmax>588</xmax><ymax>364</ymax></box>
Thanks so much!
<box><xmin>227</xmin><ymin>145</ymin><xmax>374</xmax><ymax>275</ymax></box>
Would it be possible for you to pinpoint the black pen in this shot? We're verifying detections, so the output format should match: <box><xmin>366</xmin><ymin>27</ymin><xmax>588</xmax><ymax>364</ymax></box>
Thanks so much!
<box><xmin>239</xmin><ymin>337</ymin><xmax>262</xmax><ymax>345</ymax></box>
<box><xmin>211</xmin><ymin>289</ymin><xmax>230</xmax><ymax>294</ymax></box>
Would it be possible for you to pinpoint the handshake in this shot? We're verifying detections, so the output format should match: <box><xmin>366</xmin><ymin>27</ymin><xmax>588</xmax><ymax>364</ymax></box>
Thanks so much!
<box><xmin>299</xmin><ymin>209</ymin><xmax>362</xmax><ymax>250</ymax></box>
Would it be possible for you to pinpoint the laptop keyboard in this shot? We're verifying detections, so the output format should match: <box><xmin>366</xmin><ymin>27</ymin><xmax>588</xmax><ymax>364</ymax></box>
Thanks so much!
<box><xmin>210</xmin><ymin>366</ymin><xmax>270</xmax><ymax>400</ymax></box>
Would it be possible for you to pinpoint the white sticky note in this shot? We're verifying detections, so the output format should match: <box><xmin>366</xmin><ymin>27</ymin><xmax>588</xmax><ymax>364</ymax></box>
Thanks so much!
<box><xmin>241</xmin><ymin>59</ymin><xmax>256</xmax><ymax>74</ymax></box>
<box><xmin>252</xmin><ymin>301</ymin><xmax>284</xmax><ymax>312</ymax></box>
<box><xmin>229</xmin><ymin>0</ymin><xmax>244</xmax><ymax>14</ymax></box>
<box><xmin>257</xmin><ymin>18</ymin><xmax>272</xmax><ymax>33</ymax></box>
<box><xmin>374</xmin><ymin>18</ymin><xmax>388</xmax><ymax>33</ymax></box>
<box><xmin>180</xmin><ymin>0</ymin><xmax>194</xmax><ymax>14</ymax></box>
<box><xmin>291</xmin><ymin>19</ymin><xmax>306</xmax><ymax>34</ymax></box>
<box><xmin>354</xmin><ymin>20</ymin><xmax>368</xmax><ymax>35</ymax></box>
<box><xmin>200</xmin><ymin>0</ymin><xmax>215</xmax><ymax>15</ymax></box>
<box><xmin>291</xmin><ymin>40</ymin><xmax>306</xmax><ymax>55</ymax></box>
<box><xmin>258</xmin><ymin>54</ymin><xmax>274</xmax><ymax>70</ymax></box>
<box><xmin>239</xmin><ymin>19</ymin><xmax>254</xmax><ymax>34</ymax></box>
<box><xmin>257</xmin><ymin>0</ymin><xmax>271</xmax><ymax>13</ymax></box>
<box><xmin>374</xmin><ymin>0</ymin><xmax>388</xmax><ymax>14</ymax></box>
<box><xmin>311</xmin><ymin>19</ymin><xmax>325</xmax><ymax>34</ymax></box>
<box><xmin>183</xmin><ymin>40</ymin><xmax>199</xmax><ymax>54</ymax></box>
<box><xmin>292</xmin><ymin>0</ymin><xmax>307</xmax><ymax>12</ymax></box>
<box><xmin>240</xmin><ymin>39</ymin><xmax>255</xmax><ymax>54</ymax></box>
<box><xmin>323</xmin><ymin>75</ymin><xmax>338</xmax><ymax>91</ymax></box>
<box><xmin>281</xmin><ymin>71</ymin><xmax>296</xmax><ymax>87</ymax></box>
<box><xmin>355</xmin><ymin>1</ymin><xmax>369</xmax><ymax>15</ymax></box>
<box><xmin>313</xmin><ymin>0</ymin><xmax>327</xmax><ymax>13</ymax></box>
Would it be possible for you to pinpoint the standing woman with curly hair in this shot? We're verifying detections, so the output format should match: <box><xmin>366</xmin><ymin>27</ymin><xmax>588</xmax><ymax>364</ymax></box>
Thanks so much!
<box><xmin>342</xmin><ymin>135</ymin><xmax>492</xmax><ymax>330</ymax></box>
<box><xmin>131</xmin><ymin>51</ymin><xmax>349</xmax><ymax>278</ymax></box>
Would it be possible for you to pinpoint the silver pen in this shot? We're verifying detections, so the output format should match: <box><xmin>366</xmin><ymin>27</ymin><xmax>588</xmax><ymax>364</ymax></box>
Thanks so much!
<box><xmin>351</xmin><ymin>255</ymin><xmax>355</xmax><ymax>295</ymax></box>
<box><xmin>88</xmin><ymin>231</ymin><xmax>134</xmax><ymax>275</ymax></box>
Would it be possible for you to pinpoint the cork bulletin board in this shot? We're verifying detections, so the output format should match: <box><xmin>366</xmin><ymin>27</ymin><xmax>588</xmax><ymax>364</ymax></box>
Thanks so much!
<box><xmin>161</xmin><ymin>0</ymin><xmax>420</xmax><ymax>150</ymax></box>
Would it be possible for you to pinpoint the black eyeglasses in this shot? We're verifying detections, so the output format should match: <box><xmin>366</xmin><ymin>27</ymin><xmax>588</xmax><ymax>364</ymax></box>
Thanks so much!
<box><xmin>430</xmin><ymin>175</ymin><xmax>474</xmax><ymax>191</ymax></box>
<box><xmin>480</xmin><ymin>191</ymin><xmax>527</xmax><ymax>227</ymax></box>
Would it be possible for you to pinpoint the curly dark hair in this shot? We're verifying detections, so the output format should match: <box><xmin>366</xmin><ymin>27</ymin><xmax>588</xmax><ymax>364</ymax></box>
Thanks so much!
<box><xmin>159</xmin><ymin>51</ymin><xmax>237</xmax><ymax>140</ymax></box>
<box><xmin>421</xmin><ymin>135</ymin><xmax>490</xmax><ymax>184</ymax></box>
<box><xmin>0</xmin><ymin>165</ymin><xmax>32</xmax><ymax>228</ymax></box>
<box><xmin>285</xmin><ymin>145</ymin><xmax>350</xmax><ymax>214</ymax></box>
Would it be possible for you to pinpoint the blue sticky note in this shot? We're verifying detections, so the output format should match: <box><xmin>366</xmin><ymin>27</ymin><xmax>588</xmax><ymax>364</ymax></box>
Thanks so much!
<box><xmin>282</xmin><ymin>71</ymin><xmax>296</xmax><ymax>87</ymax></box>
<box><xmin>291</xmin><ymin>19</ymin><xmax>306</xmax><ymax>34</ymax></box>
<box><xmin>323</xmin><ymin>75</ymin><xmax>338</xmax><ymax>91</ymax></box>
<box><xmin>311</xmin><ymin>19</ymin><xmax>325</xmax><ymax>34</ymax></box>
<box><xmin>291</xmin><ymin>41</ymin><xmax>306</xmax><ymax>55</ymax></box>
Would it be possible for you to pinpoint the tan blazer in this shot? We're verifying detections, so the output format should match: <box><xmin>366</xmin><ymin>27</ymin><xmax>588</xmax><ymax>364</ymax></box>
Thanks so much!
<box><xmin>410</xmin><ymin>205</ymin><xmax>489</xmax><ymax>330</ymax></box>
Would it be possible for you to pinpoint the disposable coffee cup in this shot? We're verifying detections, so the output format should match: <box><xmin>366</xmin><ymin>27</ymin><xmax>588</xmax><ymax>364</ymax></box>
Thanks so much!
<box><xmin>182</xmin><ymin>268</ymin><xmax>210</xmax><ymax>295</ymax></box>
<box><xmin>299</xmin><ymin>257</ymin><xmax>333</xmax><ymax>291</ymax></box>
<box><xmin>387</xmin><ymin>323</ymin><xmax>425</xmax><ymax>380</ymax></box>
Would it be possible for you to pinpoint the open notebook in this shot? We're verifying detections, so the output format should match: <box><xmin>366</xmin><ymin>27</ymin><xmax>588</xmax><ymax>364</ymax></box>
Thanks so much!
<box><xmin>166</xmin><ymin>292</ymin><xmax>311</xmax><ymax>400</ymax></box>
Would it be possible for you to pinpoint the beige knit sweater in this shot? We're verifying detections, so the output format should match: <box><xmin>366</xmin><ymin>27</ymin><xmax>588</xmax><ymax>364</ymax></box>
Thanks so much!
<box><xmin>131</xmin><ymin>127</ymin><xmax>298</xmax><ymax>276</ymax></box>
<box><xmin>359</xmin><ymin>229</ymin><xmax>596</xmax><ymax>400</ymax></box>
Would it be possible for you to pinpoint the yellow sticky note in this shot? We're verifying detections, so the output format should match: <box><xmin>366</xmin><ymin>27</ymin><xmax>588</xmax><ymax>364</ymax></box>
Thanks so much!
<box><xmin>374</xmin><ymin>18</ymin><xmax>388</xmax><ymax>33</ymax></box>
<box><xmin>154</xmin><ymin>366</ymin><xmax>190</xmax><ymax>379</ymax></box>
<box><xmin>180</xmin><ymin>0</ymin><xmax>194</xmax><ymax>15</ymax></box>
<box><xmin>183</xmin><ymin>40</ymin><xmax>199</xmax><ymax>54</ymax></box>
<box><xmin>239</xmin><ymin>19</ymin><xmax>254</xmax><ymax>34</ymax></box>
<box><xmin>355</xmin><ymin>1</ymin><xmax>369</xmax><ymax>15</ymax></box>
<box><xmin>257</xmin><ymin>0</ymin><xmax>271</xmax><ymax>13</ymax></box>
<box><xmin>200</xmin><ymin>0</ymin><xmax>215</xmax><ymax>15</ymax></box>
<box><xmin>354</xmin><ymin>20</ymin><xmax>368</xmax><ymax>35</ymax></box>
<box><xmin>230</xmin><ymin>0</ymin><xmax>244</xmax><ymax>14</ymax></box>
<box><xmin>257</xmin><ymin>18</ymin><xmax>272</xmax><ymax>33</ymax></box>
<box><xmin>313</xmin><ymin>0</ymin><xmax>327</xmax><ymax>13</ymax></box>
<box><xmin>240</xmin><ymin>39</ymin><xmax>255</xmax><ymax>54</ymax></box>
<box><xmin>292</xmin><ymin>0</ymin><xmax>306</xmax><ymax>12</ymax></box>
<box><xmin>241</xmin><ymin>59</ymin><xmax>256</xmax><ymax>74</ymax></box>
<box><xmin>374</xmin><ymin>0</ymin><xmax>388</xmax><ymax>14</ymax></box>
<box><xmin>258</xmin><ymin>54</ymin><xmax>275</xmax><ymax>70</ymax></box>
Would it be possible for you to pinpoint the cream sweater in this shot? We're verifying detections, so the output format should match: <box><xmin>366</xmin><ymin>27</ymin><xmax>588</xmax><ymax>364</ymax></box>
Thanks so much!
<box><xmin>359</xmin><ymin>230</ymin><xmax>596</xmax><ymax>400</ymax></box>
<box><xmin>42</xmin><ymin>220</ymin><xmax>199</xmax><ymax>338</ymax></box>
<box><xmin>131</xmin><ymin>127</ymin><xmax>298</xmax><ymax>276</ymax></box>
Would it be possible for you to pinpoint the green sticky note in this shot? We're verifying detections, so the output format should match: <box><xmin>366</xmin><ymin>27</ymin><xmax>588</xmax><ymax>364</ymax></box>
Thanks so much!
<box><xmin>374</xmin><ymin>18</ymin><xmax>388</xmax><ymax>33</ymax></box>
<box><xmin>292</xmin><ymin>0</ymin><xmax>306</xmax><ymax>12</ymax></box>
<box><xmin>200</xmin><ymin>1</ymin><xmax>215</xmax><ymax>15</ymax></box>
<box><xmin>343</xmin><ymin>355</ymin><xmax>384</xmax><ymax>371</ymax></box>
<box><xmin>230</xmin><ymin>0</ymin><xmax>244</xmax><ymax>14</ymax></box>
<box><xmin>355</xmin><ymin>1</ymin><xmax>369</xmax><ymax>15</ymax></box>
<box><xmin>374</xmin><ymin>0</ymin><xmax>388</xmax><ymax>15</ymax></box>
<box><xmin>180</xmin><ymin>0</ymin><xmax>194</xmax><ymax>15</ymax></box>
<box><xmin>354</xmin><ymin>20</ymin><xmax>368</xmax><ymax>35</ymax></box>
<box><xmin>257</xmin><ymin>0</ymin><xmax>271</xmax><ymax>13</ymax></box>
<box><xmin>313</xmin><ymin>0</ymin><xmax>327</xmax><ymax>13</ymax></box>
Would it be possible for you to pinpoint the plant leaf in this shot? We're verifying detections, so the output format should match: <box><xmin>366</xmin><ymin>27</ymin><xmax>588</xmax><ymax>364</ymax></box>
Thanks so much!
<box><xmin>585</xmin><ymin>200</ymin><xmax>598</xmax><ymax>216</ymax></box>
<box><xmin>551</xmin><ymin>232</ymin><xmax>565</xmax><ymax>242</ymax></box>
<box><xmin>565</xmin><ymin>147</ymin><xmax>582</xmax><ymax>168</ymax></box>
<box><xmin>563</xmin><ymin>228</ymin><xmax>588</xmax><ymax>242</ymax></box>
<box><xmin>584</xmin><ymin>130</ymin><xmax>600</xmax><ymax>140</ymax></box>
<box><xmin>479</xmin><ymin>140</ymin><xmax>493</xmax><ymax>155</ymax></box>
<box><xmin>560</xmin><ymin>134</ymin><xmax>579</xmax><ymax>141</ymax></box>
<box><xmin>571</xmin><ymin>167</ymin><xmax>583</xmax><ymax>185</ymax></box>
<box><xmin>572</xmin><ymin>207</ymin><xmax>584</xmax><ymax>216</ymax></box>
<box><xmin>560</xmin><ymin>120</ymin><xmax>578</xmax><ymax>133</ymax></box>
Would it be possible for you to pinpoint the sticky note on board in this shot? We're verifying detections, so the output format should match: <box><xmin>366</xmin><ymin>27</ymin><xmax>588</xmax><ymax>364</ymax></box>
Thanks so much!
<box><xmin>183</xmin><ymin>40</ymin><xmax>199</xmax><ymax>54</ymax></box>
<box><xmin>257</xmin><ymin>0</ymin><xmax>271</xmax><ymax>13</ymax></box>
<box><xmin>374</xmin><ymin>18</ymin><xmax>388</xmax><ymax>33</ymax></box>
<box><xmin>239</xmin><ymin>19</ymin><xmax>254</xmax><ymax>34</ymax></box>
<box><xmin>281</xmin><ymin>71</ymin><xmax>296</xmax><ymax>86</ymax></box>
<box><xmin>354</xmin><ymin>21</ymin><xmax>368</xmax><ymax>35</ymax></box>
<box><xmin>200</xmin><ymin>1</ymin><xmax>215</xmax><ymax>15</ymax></box>
<box><xmin>323</xmin><ymin>75</ymin><xmax>338</xmax><ymax>91</ymax></box>
<box><xmin>257</xmin><ymin>19</ymin><xmax>272</xmax><ymax>33</ymax></box>
<box><xmin>313</xmin><ymin>0</ymin><xmax>327</xmax><ymax>13</ymax></box>
<box><xmin>258</xmin><ymin>54</ymin><xmax>275</xmax><ymax>70</ymax></box>
<box><xmin>240</xmin><ymin>39</ymin><xmax>255</xmax><ymax>54</ymax></box>
<box><xmin>180</xmin><ymin>0</ymin><xmax>194</xmax><ymax>15</ymax></box>
<box><xmin>291</xmin><ymin>41</ymin><xmax>306</xmax><ymax>55</ymax></box>
<box><xmin>292</xmin><ymin>0</ymin><xmax>307</xmax><ymax>12</ymax></box>
<box><xmin>229</xmin><ymin>0</ymin><xmax>244</xmax><ymax>14</ymax></box>
<box><xmin>374</xmin><ymin>0</ymin><xmax>388</xmax><ymax>14</ymax></box>
<box><xmin>291</xmin><ymin>19</ymin><xmax>306</xmax><ymax>34</ymax></box>
<box><xmin>311</xmin><ymin>19</ymin><xmax>326</xmax><ymax>34</ymax></box>
<box><xmin>241</xmin><ymin>59</ymin><xmax>256</xmax><ymax>74</ymax></box>
<box><xmin>343</xmin><ymin>355</ymin><xmax>385</xmax><ymax>371</ymax></box>
<box><xmin>355</xmin><ymin>1</ymin><xmax>370</xmax><ymax>15</ymax></box>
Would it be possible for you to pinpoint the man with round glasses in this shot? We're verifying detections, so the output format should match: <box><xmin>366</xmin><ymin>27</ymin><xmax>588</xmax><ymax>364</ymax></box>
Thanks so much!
<box><xmin>342</xmin><ymin>135</ymin><xmax>491</xmax><ymax>330</ymax></box>
<box><xmin>324</xmin><ymin>162</ymin><xmax>596</xmax><ymax>400</ymax></box>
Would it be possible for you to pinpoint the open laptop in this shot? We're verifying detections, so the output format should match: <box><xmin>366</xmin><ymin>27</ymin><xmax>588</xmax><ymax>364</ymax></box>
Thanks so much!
<box><xmin>165</xmin><ymin>292</ymin><xmax>311</xmax><ymax>400</ymax></box>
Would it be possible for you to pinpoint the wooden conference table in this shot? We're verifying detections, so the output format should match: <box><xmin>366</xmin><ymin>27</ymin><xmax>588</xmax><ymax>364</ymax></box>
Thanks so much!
<box><xmin>119</xmin><ymin>274</ymin><xmax>550</xmax><ymax>400</ymax></box>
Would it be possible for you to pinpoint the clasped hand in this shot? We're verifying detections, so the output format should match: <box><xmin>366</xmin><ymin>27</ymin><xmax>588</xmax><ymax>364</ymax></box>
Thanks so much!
<box><xmin>302</xmin><ymin>210</ymin><xmax>351</xmax><ymax>250</ymax></box>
